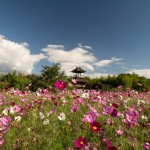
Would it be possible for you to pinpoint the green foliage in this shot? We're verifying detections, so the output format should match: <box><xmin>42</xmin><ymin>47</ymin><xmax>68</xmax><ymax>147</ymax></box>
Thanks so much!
<box><xmin>35</xmin><ymin>64</ymin><xmax>69</xmax><ymax>91</ymax></box>
<box><xmin>41</xmin><ymin>64</ymin><xmax>67</xmax><ymax>84</ymax></box>
<box><xmin>85</xmin><ymin>73</ymin><xmax>150</xmax><ymax>91</ymax></box>
<box><xmin>0</xmin><ymin>64</ymin><xmax>150</xmax><ymax>91</ymax></box>
<box><xmin>0</xmin><ymin>89</ymin><xmax>149</xmax><ymax>149</ymax></box>
<box><xmin>0</xmin><ymin>71</ymin><xmax>30</xmax><ymax>90</ymax></box>
<box><xmin>0</xmin><ymin>64</ymin><xmax>70</xmax><ymax>91</ymax></box>
<box><xmin>0</xmin><ymin>81</ymin><xmax>9</xmax><ymax>90</ymax></box>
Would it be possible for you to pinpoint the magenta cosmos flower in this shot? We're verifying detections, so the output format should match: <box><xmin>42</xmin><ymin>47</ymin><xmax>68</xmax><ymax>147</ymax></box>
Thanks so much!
<box><xmin>74</xmin><ymin>136</ymin><xmax>87</xmax><ymax>149</ymax></box>
<box><xmin>90</xmin><ymin>121</ymin><xmax>101</xmax><ymax>133</ymax></box>
<box><xmin>111</xmin><ymin>109</ymin><xmax>118</xmax><ymax>118</ymax></box>
<box><xmin>54</xmin><ymin>81</ymin><xmax>66</xmax><ymax>90</ymax></box>
<box><xmin>107</xmin><ymin>141</ymin><xmax>117</xmax><ymax>150</ymax></box>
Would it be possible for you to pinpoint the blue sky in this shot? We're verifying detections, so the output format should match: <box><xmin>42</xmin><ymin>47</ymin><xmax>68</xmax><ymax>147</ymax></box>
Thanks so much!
<box><xmin>0</xmin><ymin>0</ymin><xmax>150</xmax><ymax>78</ymax></box>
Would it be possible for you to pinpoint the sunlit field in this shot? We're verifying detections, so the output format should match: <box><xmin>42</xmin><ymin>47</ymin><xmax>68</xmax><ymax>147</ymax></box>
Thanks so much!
<box><xmin>0</xmin><ymin>81</ymin><xmax>150</xmax><ymax>150</ymax></box>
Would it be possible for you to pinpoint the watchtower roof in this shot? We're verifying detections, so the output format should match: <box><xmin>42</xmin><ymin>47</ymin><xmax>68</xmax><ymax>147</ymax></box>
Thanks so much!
<box><xmin>71</xmin><ymin>67</ymin><xmax>86</xmax><ymax>73</ymax></box>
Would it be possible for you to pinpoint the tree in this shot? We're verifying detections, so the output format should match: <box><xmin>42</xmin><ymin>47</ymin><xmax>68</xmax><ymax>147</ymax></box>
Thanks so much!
<box><xmin>41</xmin><ymin>64</ymin><xmax>68</xmax><ymax>86</ymax></box>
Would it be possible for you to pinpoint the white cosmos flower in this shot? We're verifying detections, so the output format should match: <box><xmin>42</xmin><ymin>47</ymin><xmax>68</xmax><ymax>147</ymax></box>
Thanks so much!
<box><xmin>15</xmin><ymin>116</ymin><xmax>21</xmax><ymax>122</ymax></box>
<box><xmin>124</xmin><ymin>98</ymin><xmax>130</xmax><ymax>103</ymax></box>
<box><xmin>10</xmin><ymin>106</ymin><xmax>15</xmax><ymax>114</ymax></box>
<box><xmin>137</xmin><ymin>99</ymin><xmax>145</xmax><ymax>105</ymax></box>
<box><xmin>82</xmin><ymin>92</ymin><xmax>89</xmax><ymax>98</ymax></box>
<box><xmin>58</xmin><ymin>112</ymin><xmax>66</xmax><ymax>121</ymax></box>
<box><xmin>36</xmin><ymin>92</ymin><xmax>41</xmax><ymax>97</ymax></box>
<box><xmin>27</xmin><ymin>128</ymin><xmax>31</xmax><ymax>131</ymax></box>
<box><xmin>2</xmin><ymin>108</ymin><xmax>9</xmax><ymax>116</ymax></box>
<box><xmin>63</xmin><ymin>99</ymin><xmax>67</xmax><ymax>104</ymax></box>
<box><xmin>39</xmin><ymin>112</ymin><xmax>45</xmax><ymax>120</ymax></box>
<box><xmin>120</xmin><ymin>114</ymin><xmax>124</xmax><ymax>118</ymax></box>
<box><xmin>43</xmin><ymin>119</ymin><xmax>49</xmax><ymax>125</ymax></box>
<box><xmin>141</xmin><ymin>115</ymin><xmax>148</xmax><ymax>121</ymax></box>
<box><xmin>0</xmin><ymin>126</ymin><xmax>4</xmax><ymax>131</ymax></box>
<box><xmin>119</xmin><ymin>95</ymin><xmax>123</xmax><ymax>100</ymax></box>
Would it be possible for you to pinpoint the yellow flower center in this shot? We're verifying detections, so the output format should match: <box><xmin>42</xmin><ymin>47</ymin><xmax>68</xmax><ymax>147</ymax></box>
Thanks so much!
<box><xmin>93</xmin><ymin>126</ymin><xmax>97</xmax><ymax>130</ymax></box>
<box><xmin>80</xmin><ymin>141</ymin><xmax>84</xmax><ymax>145</ymax></box>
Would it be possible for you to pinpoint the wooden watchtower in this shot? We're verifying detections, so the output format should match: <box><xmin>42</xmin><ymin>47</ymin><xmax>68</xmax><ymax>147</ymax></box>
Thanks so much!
<box><xmin>71</xmin><ymin>67</ymin><xmax>87</xmax><ymax>88</ymax></box>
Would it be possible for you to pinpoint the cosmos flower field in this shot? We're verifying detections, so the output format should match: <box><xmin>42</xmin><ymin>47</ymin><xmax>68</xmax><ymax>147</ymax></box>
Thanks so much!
<box><xmin>0</xmin><ymin>81</ymin><xmax>150</xmax><ymax>150</ymax></box>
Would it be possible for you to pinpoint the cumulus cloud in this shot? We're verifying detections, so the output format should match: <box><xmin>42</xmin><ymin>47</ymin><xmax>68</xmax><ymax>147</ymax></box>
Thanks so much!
<box><xmin>93</xmin><ymin>57</ymin><xmax>123</xmax><ymax>67</ymax></box>
<box><xmin>42</xmin><ymin>44</ymin><xmax>97</xmax><ymax>75</ymax></box>
<box><xmin>42</xmin><ymin>45</ymin><xmax>96</xmax><ymax>63</ymax></box>
<box><xmin>0</xmin><ymin>35</ymin><xmax>45</xmax><ymax>74</ymax></box>
<box><xmin>127</xmin><ymin>69</ymin><xmax>150</xmax><ymax>79</ymax></box>
<box><xmin>42</xmin><ymin>44</ymin><xmax>123</xmax><ymax>76</ymax></box>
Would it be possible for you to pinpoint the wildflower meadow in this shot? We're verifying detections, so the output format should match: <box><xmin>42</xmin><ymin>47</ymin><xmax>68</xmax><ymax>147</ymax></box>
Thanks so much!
<box><xmin>0</xmin><ymin>81</ymin><xmax>150</xmax><ymax>150</ymax></box>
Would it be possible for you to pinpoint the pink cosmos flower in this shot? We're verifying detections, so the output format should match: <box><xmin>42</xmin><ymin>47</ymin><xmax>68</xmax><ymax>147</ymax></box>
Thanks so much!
<box><xmin>82</xmin><ymin>117</ymin><xmax>87</xmax><ymax>123</ymax></box>
<box><xmin>0</xmin><ymin>117</ymin><xmax>11</xmax><ymax>126</ymax></box>
<box><xmin>67</xmin><ymin>121</ymin><xmax>72</xmax><ymax>125</ymax></box>
<box><xmin>54</xmin><ymin>81</ymin><xmax>66</xmax><ymax>90</ymax></box>
<box><xmin>49</xmin><ymin>109</ymin><xmax>55</xmax><ymax>114</ymax></box>
<box><xmin>20</xmin><ymin>110</ymin><xmax>27</xmax><ymax>116</ymax></box>
<box><xmin>137</xmin><ymin>83</ymin><xmax>142</xmax><ymax>86</ymax></box>
<box><xmin>0</xmin><ymin>122</ymin><xmax>8</xmax><ymax>134</ymax></box>
<box><xmin>126</xmin><ymin>109</ymin><xmax>138</xmax><ymax>123</ymax></box>
<box><xmin>0</xmin><ymin>140</ymin><xmax>4</xmax><ymax>147</ymax></box>
<box><xmin>21</xmin><ymin>98</ymin><xmax>27</xmax><ymax>103</ymax></box>
<box><xmin>68</xmin><ymin>82</ymin><xmax>73</xmax><ymax>87</ymax></box>
<box><xmin>122</xmin><ymin>119</ymin><xmax>127</xmax><ymax>123</ymax></box>
<box><xmin>85</xmin><ymin>111</ymin><xmax>97</xmax><ymax>123</ymax></box>
<box><xmin>43</xmin><ymin>89</ymin><xmax>49</xmax><ymax>94</ymax></box>
<box><xmin>144</xmin><ymin>142</ymin><xmax>150</xmax><ymax>150</ymax></box>
<box><xmin>74</xmin><ymin>136</ymin><xmax>87</xmax><ymax>149</ymax></box>
<box><xmin>72</xmin><ymin>79</ymin><xmax>77</xmax><ymax>84</ymax></box>
<box><xmin>87</xmin><ymin>105</ymin><xmax>99</xmax><ymax>116</ymax></box>
<box><xmin>116</xmin><ymin>129</ymin><xmax>124</xmax><ymax>135</ymax></box>
<box><xmin>118</xmin><ymin>85</ymin><xmax>123</xmax><ymax>89</ymax></box>
<box><xmin>13</xmin><ymin>105</ymin><xmax>22</xmax><ymax>113</ymax></box>
<box><xmin>78</xmin><ymin>98</ymin><xmax>85</xmax><ymax>105</ymax></box>
<box><xmin>102</xmin><ymin>107</ymin><xmax>113</xmax><ymax>115</ymax></box>
<box><xmin>107</xmin><ymin>118</ymin><xmax>113</xmax><ymax>125</ymax></box>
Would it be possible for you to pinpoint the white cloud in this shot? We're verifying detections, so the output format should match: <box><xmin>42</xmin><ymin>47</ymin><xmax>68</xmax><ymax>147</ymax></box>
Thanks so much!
<box><xmin>0</xmin><ymin>35</ymin><xmax>45</xmax><ymax>74</ymax></box>
<box><xmin>42</xmin><ymin>44</ymin><xmax>124</xmax><ymax>76</ymax></box>
<box><xmin>42</xmin><ymin>44</ymin><xmax>96</xmax><ymax>75</ymax></box>
<box><xmin>78</xmin><ymin>43</ymin><xmax>92</xmax><ymax>49</ymax></box>
<box><xmin>93</xmin><ymin>57</ymin><xmax>123</xmax><ymax>67</ymax></box>
<box><xmin>127</xmin><ymin>69</ymin><xmax>150</xmax><ymax>78</ymax></box>
<box><xmin>42</xmin><ymin>45</ymin><xmax>96</xmax><ymax>63</ymax></box>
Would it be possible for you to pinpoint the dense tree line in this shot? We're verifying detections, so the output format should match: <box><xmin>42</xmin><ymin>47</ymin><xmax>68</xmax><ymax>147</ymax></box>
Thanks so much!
<box><xmin>0</xmin><ymin>64</ymin><xmax>69</xmax><ymax>91</ymax></box>
<box><xmin>85</xmin><ymin>73</ymin><xmax>150</xmax><ymax>91</ymax></box>
<box><xmin>0</xmin><ymin>64</ymin><xmax>150</xmax><ymax>91</ymax></box>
